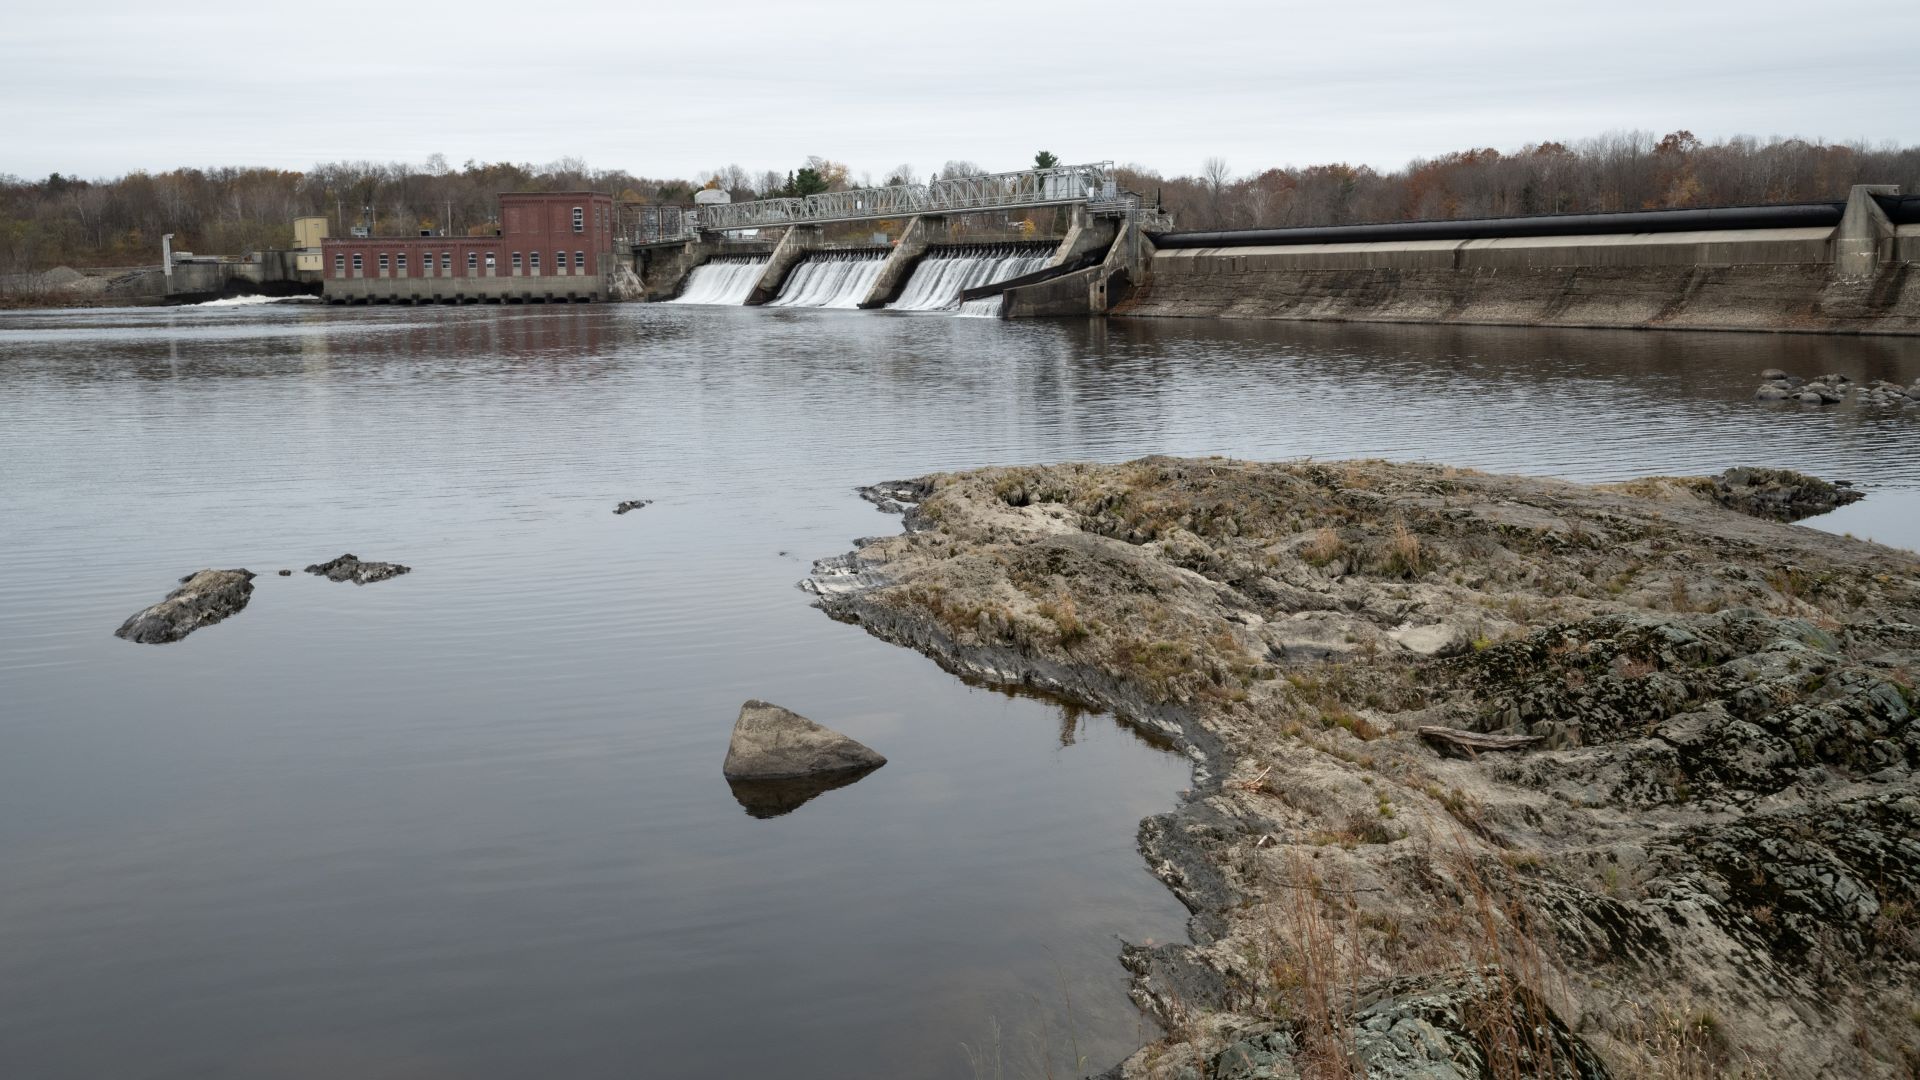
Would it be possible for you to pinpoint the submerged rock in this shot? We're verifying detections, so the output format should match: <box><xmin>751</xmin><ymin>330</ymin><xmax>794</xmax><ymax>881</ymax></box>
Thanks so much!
<box><xmin>114</xmin><ymin>569</ymin><xmax>255</xmax><ymax>643</ymax></box>
<box><xmin>1709</xmin><ymin>466</ymin><xmax>1862</xmax><ymax>521</ymax></box>
<box><xmin>721</xmin><ymin>700</ymin><xmax>886</xmax><ymax>781</ymax></box>
<box><xmin>614</xmin><ymin>500</ymin><xmax>652</xmax><ymax>515</ymax></box>
<box><xmin>304</xmin><ymin>553</ymin><xmax>410</xmax><ymax>584</ymax></box>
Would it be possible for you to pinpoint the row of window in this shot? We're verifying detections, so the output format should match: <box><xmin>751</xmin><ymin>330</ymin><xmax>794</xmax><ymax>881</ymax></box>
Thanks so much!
<box><xmin>334</xmin><ymin>251</ymin><xmax>591</xmax><ymax>273</ymax></box>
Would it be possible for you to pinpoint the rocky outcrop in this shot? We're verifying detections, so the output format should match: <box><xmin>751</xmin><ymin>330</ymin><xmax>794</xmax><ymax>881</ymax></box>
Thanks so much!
<box><xmin>1754</xmin><ymin>370</ymin><xmax>1920</xmax><ymax>407</ymax></box>
<box><xmin>808</xmin><ymin>458</ymin><xmax>1920</xmax><ymax>1079</ymax></box>
<box><xmin>114</xmin><ymin>569</ymin><xmax>255</xmax><ymax>643</ymax></box>
<box><xmin>1860</xmin><ymin>379</ymin><xmax>1920</xmax><ymax>408</ymax></box>
<box><xmin>1707</xmin><ymin>466</ymin><xmax>1863</xmax><ymax>521</ymax></box>
<box><xmin>614</xmin><ymin>500</ymin><xmax>652</xmax><ymax>515</ymax></box>
<box><xmin>721</xmin><ymin>700</ymin><xmax>887</xmax><ymax>781</ymax></box>
<box><xmin>304</xmin><ymin>554</ymin><xmax>410</xmax><ymax>584</ymax></box>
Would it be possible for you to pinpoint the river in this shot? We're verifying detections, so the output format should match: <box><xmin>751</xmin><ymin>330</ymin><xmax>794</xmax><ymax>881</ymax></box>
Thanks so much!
<box><xmin>1</xmin><ymin>301</ymin><xmax>1916</xmax><ymax>1079</ymax></box>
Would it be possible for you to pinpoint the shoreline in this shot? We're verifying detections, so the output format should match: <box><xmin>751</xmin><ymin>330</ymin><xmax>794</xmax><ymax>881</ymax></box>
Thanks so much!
<box><xmin>808</xmin><ymin>458</ymin><xmax>1920</xmax><ymax>1078</ymax></box>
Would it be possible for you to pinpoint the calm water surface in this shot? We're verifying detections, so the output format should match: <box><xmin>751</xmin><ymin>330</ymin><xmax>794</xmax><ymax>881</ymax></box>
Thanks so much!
<box><xmin>2</xmin><ymin>301</ymin><xmax>1917</xmax><ymax>1079</ymax></box>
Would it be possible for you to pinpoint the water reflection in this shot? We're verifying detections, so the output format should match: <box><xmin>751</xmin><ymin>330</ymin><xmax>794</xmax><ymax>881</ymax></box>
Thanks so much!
<box><xmin>726</xmin><ymin>766</ymin><xmax>884</xmax><ymax>819</ymax></box>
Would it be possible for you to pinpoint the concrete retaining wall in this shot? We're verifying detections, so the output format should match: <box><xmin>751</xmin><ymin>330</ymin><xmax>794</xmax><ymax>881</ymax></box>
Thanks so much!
<box><xmin>1120</xmin><ymin>194</ymin><xmax>1920</xmax><ymax>334</ymax></box>
<box><xmin>1120</xmin><ymin>259</ymin><xmax>1920</xmax><ymax>334</ymax></box>
<box><xmin>323</xmin><ymin>272</ymin><xmax>608</xmax><ymax>304</ymax></box>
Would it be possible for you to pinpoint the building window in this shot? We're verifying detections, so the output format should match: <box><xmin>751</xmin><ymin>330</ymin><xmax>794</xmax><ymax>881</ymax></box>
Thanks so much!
<box><xmin>555</xmin><ymin>251</ymin><xmax>565</xmax><ymax>272</ymax></box>
<box><xmin>441</xmin><ymin>252</ymin><xmax>451</xmax><ymax>270</ymax></box>
<box><xmin>530</xmin><ymin>251</ymin><xmax>541</xmax><ymax>270</ymax></box>
<box><xmin>572</xmin><ymin>206</ymin><xmax>584</xmax><ymax>233</ymax></box>
<box><xmin>334</xmin><ymin>254</ymin><xmax>345</xmax><ymax>273</ymax></box>
<box><xmin>511</xmin><ymin>252</ymin><xmax>522</xmax><ymax>271</ymax></box>
<box><xmin>575</xmin><ymin>250</ymin><xmax>586</xmax><ymax>271</ymax></box>
<box><xmin>467</xmin><ymin>252</ymin><xmax>478</xmax><ymax>270</ymax></box>
<box><xmin>351</xmin><ymin>253</ymin><xmax>362</xmax><ymax>272</ymax></box>
<box><xmin>484</xmin><ymin>252</ymin><xmax>496</xmax><ymax>271</ymax></box>
<box><xmin>396</xmin><ymin>253</ymin><xmax>407</xmax><ymax>272</ymax></box>
<box><xmin>378</xmin><ymin>253</ymin><xmax>389</xmax><ymax>271</ymax></box>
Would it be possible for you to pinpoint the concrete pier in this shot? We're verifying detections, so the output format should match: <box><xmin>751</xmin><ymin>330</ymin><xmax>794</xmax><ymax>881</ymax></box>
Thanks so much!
<box><xmin>1835</xmin><ymin>184</ymin><xmax>1899</xmax><ymax>280</ymax></box>
<box><xmin>1047</xmin><ymin>206</ymin><xmax>1118</xmax><ymax>270</ymax></box>
<box><xmin>858</xmin><ymin>216</ymin><xmax>938</xmax><ymax>308</ymax></box>
<box><xmin>746</xmin><ymin>226</ymin><xmax>824</xmax><ymax>305</ymax></box>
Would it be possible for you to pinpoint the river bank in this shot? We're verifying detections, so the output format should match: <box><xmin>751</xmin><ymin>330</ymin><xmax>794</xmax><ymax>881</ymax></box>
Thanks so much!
<box><xmin>809</xmin><ymin>457</ymin><xmax>1920</xmax><ymax>1078</ymax></box>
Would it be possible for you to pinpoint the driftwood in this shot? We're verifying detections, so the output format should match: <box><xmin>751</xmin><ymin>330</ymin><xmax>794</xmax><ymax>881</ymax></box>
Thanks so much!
<box><xmin>1419</xmin><ymin>725</ymin><xmax>1543</xmax><ymax>758</ymax></box>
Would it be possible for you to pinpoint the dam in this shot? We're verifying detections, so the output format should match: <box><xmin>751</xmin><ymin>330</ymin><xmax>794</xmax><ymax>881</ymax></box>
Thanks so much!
<box><xmin>634</xmin><ymin>169</ymin><xmax>1920</xmax><ymax>334</ymax></box>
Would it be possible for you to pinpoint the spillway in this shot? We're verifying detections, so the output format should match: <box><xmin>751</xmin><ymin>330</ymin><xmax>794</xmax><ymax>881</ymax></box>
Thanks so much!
<box><xmin>766</xmin><ymin>251</ymin><xmax>888</xmax><ymax>309</ymax></box>
<box><xmin>669</xmin><ymin>256</ymin><xmax>768</xmax><ymax>305</ymax></box>
<box><xmin>888</xmin><ymin>244</ymin><xmax>1053</xmax><ymax>312</ymax></box>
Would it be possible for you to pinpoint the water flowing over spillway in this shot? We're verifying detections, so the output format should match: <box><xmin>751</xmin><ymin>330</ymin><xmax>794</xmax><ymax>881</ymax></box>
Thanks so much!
<box><xmin>767</xmin><ymin>251</ymin><xmax>888</xmax><ymax>309</ymax></box>
<box><xmin>670</xmin><ymin>256</ymin><xmax>768</xmax><ymax>305</ymax></box>
<box><xmin>888</xmin><ymin>245</ymin><xmax>1053</xmax><ymax>311</ymax></box>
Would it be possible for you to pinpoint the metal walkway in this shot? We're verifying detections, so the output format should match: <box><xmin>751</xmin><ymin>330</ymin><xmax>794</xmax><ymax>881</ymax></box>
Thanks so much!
<box><xmin>698</xmin><ymin>162</ymin><xmax>1121</xmax><ymax>233</ymax></box>
<box><xmin>623</xmin><ymin>162</ymin><xmax>1169</xmax><ymax>245</ymax></box>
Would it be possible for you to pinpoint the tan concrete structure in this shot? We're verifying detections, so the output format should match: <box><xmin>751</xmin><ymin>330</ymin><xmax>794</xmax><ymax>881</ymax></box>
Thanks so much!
<box><xmin>1116</xmin><ymin>186</ymin><xmax>1920</xmax><ymax>335</ymax></box>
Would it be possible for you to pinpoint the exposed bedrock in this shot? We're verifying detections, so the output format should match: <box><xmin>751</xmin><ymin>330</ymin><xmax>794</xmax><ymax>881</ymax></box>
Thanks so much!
<box><xmin>807</xmin><ymin>457</ymin><xmax>1920</xmax><ymax>1079</ymax></box>
<box><xmin>114</xmin><ymin>569</ymin><xmax>256</xmax><ymax>643</ymax></box>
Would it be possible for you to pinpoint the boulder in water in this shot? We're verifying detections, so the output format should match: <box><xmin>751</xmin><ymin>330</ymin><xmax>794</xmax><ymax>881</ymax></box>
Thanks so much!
<box><xmin>614</xmin><ymin>499</ymin><xmax>652</xmax><ymax>515</ymax></box>
<box><xmin>305</xmin><ymin>554</ymin><xmax>410</xmax><ymax>584</ymax></box>
<box><xmin>721</xmin><ymin>700</ymin><xmax>887</xmax><ymax>780</ymax></box>
<box><xmin>115</xmin><ymin>569</ymin><xmax>255</xmax><ymax>644</ymax></box>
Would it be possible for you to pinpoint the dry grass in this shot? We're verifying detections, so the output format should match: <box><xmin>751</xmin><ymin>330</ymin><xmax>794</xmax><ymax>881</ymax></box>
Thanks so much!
<box><xmin>1035</xmin><ymin>591</ymin><xmax>1088</xmax><ymax>645</ymax></box>
<box><xmin>1369</xmin><ymin>521</ymin><xmax>1425</xmax><ymax>579</ymax></box>
<box><xmin>1301</xmin><ymin>527</ymin><xmax>1346</xmax><ymax>568</ymax></box>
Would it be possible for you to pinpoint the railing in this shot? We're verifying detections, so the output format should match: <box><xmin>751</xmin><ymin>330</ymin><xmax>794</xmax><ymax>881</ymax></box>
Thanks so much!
<box><xmin>1088</xmin><ymin>191</ymin><xmax>1173</xmax><ymax>232</ymax></box>
<box><xmin>695</xmin><ymin>162</ymin><xmax>1117</xmax><ymax>232</ymax></box>
<box><xmin>621</xmin><ymin>205</ymin><xmax>698</xmax><ymax>246</ymax></box>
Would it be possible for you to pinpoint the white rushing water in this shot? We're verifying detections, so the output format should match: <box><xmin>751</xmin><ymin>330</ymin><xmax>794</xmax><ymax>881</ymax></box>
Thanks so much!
<box><xmin>190</xmin><ymin>294</ymin><xmax>319</xmax><ymax>307</ymax></box>
<box><xmin>766</xmin><ymin>252</ymin><xmax>888</xmax><ymax>309</ymax></box>
<box><xmin>888</xmin><ymin>246</ymin><xmax>1052</xmax><ymax>312</ymax></box>
<box><xmin>670</xmin><ymin>256</ymin><xmax>769</xmax><ymax>305</ymax></box>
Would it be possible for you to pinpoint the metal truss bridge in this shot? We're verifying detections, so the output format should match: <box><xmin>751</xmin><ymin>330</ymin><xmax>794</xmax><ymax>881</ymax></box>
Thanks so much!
<box><xmin>623</xmin><ymin>162</ymin><xmax>1166</xmax><ymax>245</ymax></box>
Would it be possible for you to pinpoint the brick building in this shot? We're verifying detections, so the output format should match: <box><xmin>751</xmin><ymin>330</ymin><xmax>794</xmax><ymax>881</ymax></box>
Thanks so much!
<box><xmin>322</xmin><ymin>191</ymin><xmax>617</xmax><ymax>304</ymax></box>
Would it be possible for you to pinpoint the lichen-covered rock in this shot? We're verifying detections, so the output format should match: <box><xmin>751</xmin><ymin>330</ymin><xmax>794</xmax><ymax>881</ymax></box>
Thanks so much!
<box><xmin>1349</xmin><ymin>970</ymin><xmax>1610</xmax><ymax>1080</ymax></box>
<box><xmin>304</xmin><ymin>553</ymin><xmax>410</xmax><ymax>584</ymax></box>
<box><xmin>114</xmin><ymin>569</ymin><xmax>255</xmax><ymax>643</ymax></box>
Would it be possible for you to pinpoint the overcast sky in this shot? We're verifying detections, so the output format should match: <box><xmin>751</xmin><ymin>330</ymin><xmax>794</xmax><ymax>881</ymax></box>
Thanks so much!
<box><xmin>5</xmin><ymin>0</ymin><xmax>1917</xmax><ymax>184</ymax></box>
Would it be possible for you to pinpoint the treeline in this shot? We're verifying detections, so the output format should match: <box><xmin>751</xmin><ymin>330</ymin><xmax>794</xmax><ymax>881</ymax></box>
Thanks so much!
<box><xmin>1124</xmin><ymin>131</ymin><xmax>1920</xmax><ymax>232</ymax></box>
<box><xmin>4</xmin><ymin>133</ymin><xmax>1917</xmax><ymax>274</ymax></box>
<box><xmin>0</xmin><ymin>156</ymin><xmax>709</xmax><ymax>275</ymax></box>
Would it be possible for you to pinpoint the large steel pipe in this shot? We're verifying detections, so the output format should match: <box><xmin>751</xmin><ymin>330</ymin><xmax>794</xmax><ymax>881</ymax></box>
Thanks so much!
<box><xmin>1150</xmin><ymin>202</ymin><xmax>1849</xmax><ymax>249</ymax></box>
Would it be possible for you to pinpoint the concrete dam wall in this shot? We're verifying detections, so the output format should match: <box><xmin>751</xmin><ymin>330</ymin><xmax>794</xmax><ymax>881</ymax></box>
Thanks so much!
<box><xmin>1117</xmin><ymin>186</ymin><xmax>1920</xmax><ymax>335</ymax></box>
